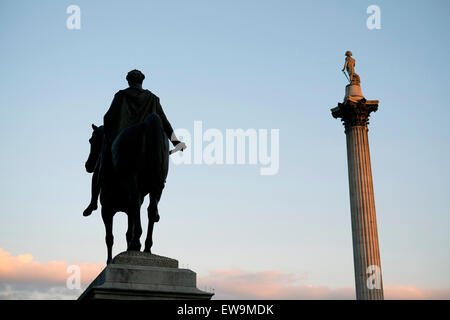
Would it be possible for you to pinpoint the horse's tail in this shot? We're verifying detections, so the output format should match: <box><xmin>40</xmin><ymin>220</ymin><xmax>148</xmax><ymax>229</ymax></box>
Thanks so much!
<box><xmin>144</xmin><ymin>114</ymin><xmax>169</xmax><ymax>190</ymax></box>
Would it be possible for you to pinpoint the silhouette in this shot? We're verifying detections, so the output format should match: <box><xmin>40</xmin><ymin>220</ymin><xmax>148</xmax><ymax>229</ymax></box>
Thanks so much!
<box><xmin>84</xmin><ymin>124</ymin><xmax>104</xmax><ymax>215</ymax></box>
<box><xmin>84</xmin><ymin>70</ymin><xmax>185</xmax><ymax>263</ymax></box>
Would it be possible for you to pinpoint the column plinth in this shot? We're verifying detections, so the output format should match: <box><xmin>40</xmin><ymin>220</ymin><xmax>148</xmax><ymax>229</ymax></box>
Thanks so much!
<box><xmin>331</xmin><ymin>97</ymin><xmax>384</xmax><ymax>300</ymax></box>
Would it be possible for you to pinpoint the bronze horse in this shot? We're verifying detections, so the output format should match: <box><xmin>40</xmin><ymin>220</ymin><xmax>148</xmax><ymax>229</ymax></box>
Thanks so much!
<box><xmin>85</xmin><ymin>114</ymin><xmax>169</xmax><ymax>264</ymax></box>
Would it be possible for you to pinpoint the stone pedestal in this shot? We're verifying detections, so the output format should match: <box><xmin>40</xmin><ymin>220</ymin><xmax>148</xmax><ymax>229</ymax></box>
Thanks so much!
<box><xmin>344</xmin><ymin>84</ymin><xmax>364</xmax><ymax>101</ymax></box>
<box><xmin>78</xmin><ymin>251</ymin><xmax>213</xmax><ymax>300</ymax></box>
<box><xmin>331</xmin><ymin>97</ymin><xmax>384</xmax><ymax>300</ymax></box>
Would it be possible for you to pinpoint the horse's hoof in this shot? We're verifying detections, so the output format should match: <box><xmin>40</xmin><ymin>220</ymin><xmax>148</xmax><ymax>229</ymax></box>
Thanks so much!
<box><xmin>143</xmin><ymin>248</ymin><xmax>151</xmax><ymax>254</ymax></box>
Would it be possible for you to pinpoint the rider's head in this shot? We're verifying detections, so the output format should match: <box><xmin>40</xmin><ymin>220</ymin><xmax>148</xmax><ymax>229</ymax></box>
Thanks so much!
<box><xmin>345</xmin><ymin>51</ymin><xmax>352</xmax><ymax>57</ymax></box>
<box><xmin>126</xmin><ymin>69</ymin><xmax>145</xmax><ymax>86</ymax></box>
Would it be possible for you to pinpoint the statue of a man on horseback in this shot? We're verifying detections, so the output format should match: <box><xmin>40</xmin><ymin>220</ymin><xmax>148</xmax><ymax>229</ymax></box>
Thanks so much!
<box><xmin>83</xmin><ymin>70</ymin><xmax>185</xmax><ymax>263</ymax></box>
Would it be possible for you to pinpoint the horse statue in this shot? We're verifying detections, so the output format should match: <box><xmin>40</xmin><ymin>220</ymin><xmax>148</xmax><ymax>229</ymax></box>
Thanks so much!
<box><xmin>85</xmin><ymin>114</ymin><xmax>169</xmax><ymax>264</ymax></box>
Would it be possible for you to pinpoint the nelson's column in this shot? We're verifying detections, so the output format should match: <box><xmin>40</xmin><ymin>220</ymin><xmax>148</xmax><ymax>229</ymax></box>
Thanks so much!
<box><xmin>331</xmin><ymin>51</ymin><xmax>384</xmax><ymax>300</ymax></box>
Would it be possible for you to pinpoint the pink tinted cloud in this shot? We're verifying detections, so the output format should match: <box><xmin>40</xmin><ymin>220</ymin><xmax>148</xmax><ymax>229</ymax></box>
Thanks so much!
<box><xmin>384</xmin><ymin>285</ymin><xmax>450</xmax><ymax>300</ymax></box>
<box><xmin>198</xmin><ymin>268</ymin><xmax>354</xmax><ymax>299</ymax></box>
<box><xmin>0</xmin><ymin>248</ymin><xmax>104</xmax><ymax>286</ymax></box>
<box><xmin>1</xmin><ymin>248</ymin><xmax>449</xmax><ymax>300</ymax></box>
<box><xmin>198</xmin><ymin>269</ymin><xmax>450</xmax><ymax>300</ymax></box>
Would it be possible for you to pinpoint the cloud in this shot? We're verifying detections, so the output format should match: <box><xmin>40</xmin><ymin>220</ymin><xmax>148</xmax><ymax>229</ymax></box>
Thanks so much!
<box><xmin>0</xmin><ymin>248</ymin><xmax>104</xmax><ymax>299</ymax></box>
<box><xmin>0</xmin><ymin>284</ymin><xmax>81</xmax><ymax>300</ymax></box>
<box><xmin>1</xmin><ymin>248</ymin><xmax>449</xmax><ymax>300</ymax></box>
<box><xmin>198</xmin><ymin>269</ymin><xmax>450</xmax><ymax>300</ymax></box>
<box><xmin>198</xmin><ymin>269</ymin><xmax>355</xmax><ymax>299</ymax></box>
<box><xmin>383</xmin><ymin>285</ymin><xmax>450</xmax><ymax>300</ymax></box>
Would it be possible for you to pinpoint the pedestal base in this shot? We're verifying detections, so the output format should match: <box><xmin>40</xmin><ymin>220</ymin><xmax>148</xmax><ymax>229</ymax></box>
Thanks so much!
<box><xmin>78</xmin><ymin>251</ymin><xmax>213</xmax><ymax>300</ymax></box>
<box><xmin>345</xmin><ymin>84</ymin><xmax>364</xmax><ymax>101</ymax></box>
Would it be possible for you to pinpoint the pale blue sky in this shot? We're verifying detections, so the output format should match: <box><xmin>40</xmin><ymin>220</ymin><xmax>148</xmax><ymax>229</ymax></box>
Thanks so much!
<box><xmin>0</xmin><ymin>0</ymin><xmax>449</xmax><ymax>295</ymax></box>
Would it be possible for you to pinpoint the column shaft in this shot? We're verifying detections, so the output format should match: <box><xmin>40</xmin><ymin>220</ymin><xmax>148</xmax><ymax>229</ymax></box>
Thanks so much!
<box><xmin>345</xmin><ymin>126</ymin><xmax>383</xmax><ymax>300</ymax></box>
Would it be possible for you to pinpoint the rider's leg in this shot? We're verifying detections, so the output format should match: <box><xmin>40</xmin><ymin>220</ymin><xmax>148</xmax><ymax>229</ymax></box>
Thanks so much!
<box><xmin>83</xmin><ymin>167</ymin><xmax>100</xmax><ymax>216</ymax></box>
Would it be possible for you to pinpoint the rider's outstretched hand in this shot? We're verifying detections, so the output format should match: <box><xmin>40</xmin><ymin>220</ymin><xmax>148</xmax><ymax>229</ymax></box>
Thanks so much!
<box><xmin>171</xmin><ymin>140</ymin><xmax>186</xmax><ymax>153</ymax></box>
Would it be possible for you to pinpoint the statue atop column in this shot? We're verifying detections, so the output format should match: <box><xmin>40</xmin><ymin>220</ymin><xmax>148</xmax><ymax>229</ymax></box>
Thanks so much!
<box><xmin>342</xmin><ymin>51</ymin><xmax>360</xmax><ymax>86</ymax></box>
<box><xmin>341</xmin><ymin>51</ymin><xmax>363</xmax><ymax>101</ymax></box>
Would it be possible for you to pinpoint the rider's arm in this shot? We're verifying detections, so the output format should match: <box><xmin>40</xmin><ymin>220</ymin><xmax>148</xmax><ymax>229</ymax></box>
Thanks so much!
<box><xmin>155</xmin><ymin>98</ymin><xmax>177</xmax><ymax>144</ymax></box>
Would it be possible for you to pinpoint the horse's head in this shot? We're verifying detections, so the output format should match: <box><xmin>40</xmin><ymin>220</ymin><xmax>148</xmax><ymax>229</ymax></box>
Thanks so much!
<box><xmin>85</xmin><ymin>124</ymin><xmax>104</xmax><ymax>173</ymax></box>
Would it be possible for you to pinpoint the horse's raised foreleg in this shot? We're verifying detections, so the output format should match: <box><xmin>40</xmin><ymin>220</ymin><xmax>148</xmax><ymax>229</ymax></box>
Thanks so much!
<box><xmin>101</xmin><ymin>207</ymin><xmax>114</xmax><ymax>264</ymax></box>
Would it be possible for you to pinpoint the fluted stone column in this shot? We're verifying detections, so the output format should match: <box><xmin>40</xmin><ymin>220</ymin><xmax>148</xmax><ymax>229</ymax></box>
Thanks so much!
<box><xmin>331</xmin><ymin>95</ymin><xmax>384</xmax><ymax>300</ymax></box>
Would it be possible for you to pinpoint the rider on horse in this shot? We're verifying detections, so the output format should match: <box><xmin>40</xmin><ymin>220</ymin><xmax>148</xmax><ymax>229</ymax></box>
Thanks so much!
<box><xmin>83</xmin><ymin>69</ymin><xmax>184</xmax><ymax>217</ymax></box>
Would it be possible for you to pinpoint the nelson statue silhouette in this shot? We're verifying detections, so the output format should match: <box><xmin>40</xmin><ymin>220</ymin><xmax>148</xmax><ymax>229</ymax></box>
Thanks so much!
<box><xmin>83</xmin><ymin>70</ymin><xmax>186</xmax><ymax>264</ymax></box>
